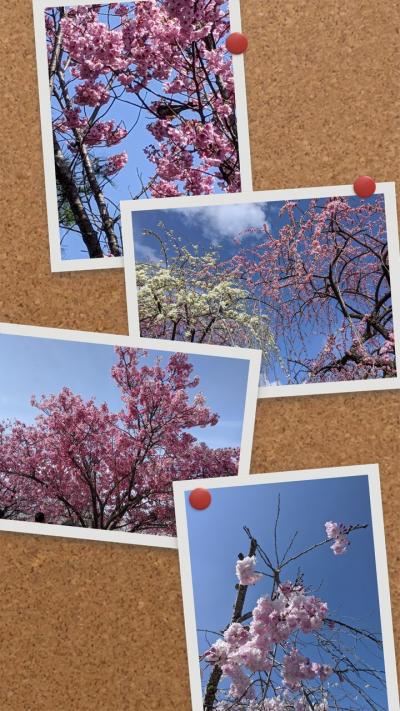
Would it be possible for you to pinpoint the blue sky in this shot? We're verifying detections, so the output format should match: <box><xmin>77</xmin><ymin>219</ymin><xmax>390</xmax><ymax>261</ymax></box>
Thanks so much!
<box><xmin>132</xmin><ymin>195</ymin><xmax>383</xmax><ymax>264</ymax></box>
<box><xmin>49</xmin><ymin>1</ymin><xmax>233</xmax><ymax>259</ymax></box>
<box><xmin>0</xmin><ymin>333</ymin><xmax>249</xmax><ymax>448</ymax></box>
<box><xmin>131</xmin><ymin>194</ymin><xmax>390</xmax><ymax>386</ymax></box>
<box><xmin>132</xmin><ymin>201</ymin><xmax>279</xmax><ymax>264</ymax></box>
<box><xmin>185</xmin><ymin>474</ymin><xmax>388</xmax><ymax>707</ymax></box>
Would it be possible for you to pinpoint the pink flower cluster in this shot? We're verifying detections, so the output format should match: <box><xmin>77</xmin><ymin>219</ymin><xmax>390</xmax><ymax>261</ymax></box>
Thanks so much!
<box><xmin>227</xmin><ymin>195</ymin><xmax>394</xmax><ymax>383</ymax></box>
<box><xmin>283</xmin><ymin>649</ymin><xmax>332</xmax><ymax>691</ymax></box>
<box><xmin>46</xmin><ymin>0</ymin><xmax>240</xmax><ymax>200</ymax></box>
<box><xmin>220</xmin><ymin>696</ymin><xmax>328</xmax><ymax>711</ymax></box>
<box><xmin>74</xmin><ymin>80</ymin><xmax>110</xmax><ymax>107</ymax></box>
<box><xmin>0</xmin><ymin>349</ymin><xmax>239</xmax><ymax>533</ymax></box>
<box><xmin>104</xmin><ymin>151</ymin><xmax>128</xmax><ymax>176</ymax></box>
<box><xmin>249</xmin><ymin>700</ymin><xmax>288</xmax><ymax>711</ymax></box>
<box><xmin>251</xmin><ymin>583</ymin><xmax>329</xmax><ymax>643</ymax></box>
<box><xmin>293</xmin><ymin>699</ymin><xmax>328</xmax><ymax>711</ymax></box>
<box><xmin>56</xmin><ymin>107</ymin><xmax>88</xmax><ymax>131</ymax></box>
<box><xmin>84</xmin><ymin>121</ymin><xmax>128</xmax><ymax>147</ymax></box>
<box><xmin>325</xmin><ymin>521</ymin><xmax>350</xmax><ymax>555</ymax></box>
<box><xmin>61</xmin><ymin>9</ymin><xmax>127</xmax><ymax>78</ymax></box>
<box><xmin>379</xmin><ymin>332</ymin><xmax>395</xmax><ymax>357</ymax></box>
<box><xmin>236</xmin><ymin>556</ymin><xmax>263</xmax><ymax>586</ymax></box>
<box><xmin>217</xmin><ymin>698</ymin><xmax>328</xmax><ymax>711</ymax></box>
<box><xmin>109</xmin><ymin>3</ymin><xmax>130</xmax><ymax>16</ymax></box>
<box><xmin>205</xmin><ymin>580</ymin><xmax>330</xmax><ymax>697</ymax></box>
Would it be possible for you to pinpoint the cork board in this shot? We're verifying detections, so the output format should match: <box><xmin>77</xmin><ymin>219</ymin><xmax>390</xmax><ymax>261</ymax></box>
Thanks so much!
<box><xmin>0</xmin><ymin>1</ymin><xmax>399</xmax><ymax>708</ymax></box>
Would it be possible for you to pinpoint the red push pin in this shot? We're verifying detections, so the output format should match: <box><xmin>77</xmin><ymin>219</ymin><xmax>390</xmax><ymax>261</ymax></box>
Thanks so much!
<box><xmin>189</xmin><ymin>487</ymin><xmax>212</xmax><ymax>510</ymax></box>
<box><xmin>226</xmin><ymin>32</ymin><xmax>248</xmax><ymax>55</ymax></box>
<box><xmin>353</xmin><ymin>176</ymin><xmax>376</xmax><ymax>198</ymax></box>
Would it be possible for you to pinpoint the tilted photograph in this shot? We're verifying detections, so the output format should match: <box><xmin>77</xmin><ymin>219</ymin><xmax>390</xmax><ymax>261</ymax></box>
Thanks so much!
<box><xmin>33</xmin><ymin>0</ymin><xmax>251</xmax><ymax>268</ymax></box>
<box><xmin>123</xmin><ymin>184</ymin><xmax>400</xmax><ymax>397</ymax></box>
<box><xmin>174</xmin><ymin>466</ymin><xmax>398</xmax><ymax>710</ymax></box>
<box><xmin>0</xmin><ymin>324</ymin><xmax>260</xmax><ymax>546</ymax></box>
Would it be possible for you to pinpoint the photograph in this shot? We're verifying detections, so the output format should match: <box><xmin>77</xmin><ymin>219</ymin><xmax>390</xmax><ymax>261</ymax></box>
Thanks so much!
<box><xmin>33</xmin><ymin>0</ymin><xmax>252</xmax><ymax>271</ymax></box>
<box><xmin>174</xmin><ymin>465</ymin><xmax>399</xmax><ymax>711</ymax></box>
<box><xmin>122</xmin><ymin>183</ymin><xmax>400</xmax><ymax>398</ymax></box>
<box><xmin>0</xmin><ymin>323</ymin><xmax>260</xmax><ymax>547</ymax></box>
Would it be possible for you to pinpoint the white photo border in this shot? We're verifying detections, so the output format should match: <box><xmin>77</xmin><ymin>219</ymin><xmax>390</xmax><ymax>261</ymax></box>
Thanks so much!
<box><xmin>0</xmin><ymin>321</ymin><xmax>261</xmax><ymax>548</ymax></box>
<box><xmin>122</xmin><ymin>181</ymin><xmax>400</xmax><ymax>399</ymax></box>
<box><xmin>32</xmin><ymin>0</ymin><xmax>253</xmax><ymax>273</ymax></box>
<box><xmin>173</xmin><ymin>464</ymin><xmax>399</xmax><ymax>711</ymax></box>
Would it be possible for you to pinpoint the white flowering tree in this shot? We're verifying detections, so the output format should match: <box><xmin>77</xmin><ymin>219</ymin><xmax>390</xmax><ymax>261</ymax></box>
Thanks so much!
<box><xmin>136</xmin><ymin>224</ymin><xmax>277</xmax><ymax>376</ymax></box>
<box><xmin>200</xmin><ymin>501</ymin><xmax>386</xmax><ymax>711</ymax></box>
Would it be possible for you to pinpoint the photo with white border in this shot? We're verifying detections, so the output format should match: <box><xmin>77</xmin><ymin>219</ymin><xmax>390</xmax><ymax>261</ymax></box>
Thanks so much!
<box><xmin>173</xmin><ymin>464</ymin><xmax>399</xmax><ymax>710</ymax></box>
<box><xmin>122</xmin><ymin>182</ymin><xmax>400</xmax><ymax>399</ymax></box>
<box><xmin>33</xmin><ymin>0</ymin><xmax>253</xmax><ymax>272</ymax></box>
<box><xmin>0</xmin><ymin>322</ymin><xmax>260</xmax><ymax>548</ymax></box>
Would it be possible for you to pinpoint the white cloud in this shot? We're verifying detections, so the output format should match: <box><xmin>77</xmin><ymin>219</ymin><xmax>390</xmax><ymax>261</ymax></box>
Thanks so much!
<box><xmin>134</xmin><ymin>241</ymin><xmax>162</xmax><ymax>264</ymax></box>
<box><xmin>177</xmin><ymin>202</ymin><xmax>268</xmax><ymax>243</ymax></box>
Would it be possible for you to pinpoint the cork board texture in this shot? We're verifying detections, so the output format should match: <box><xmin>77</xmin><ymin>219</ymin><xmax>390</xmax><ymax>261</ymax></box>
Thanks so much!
<box><xmin>0</xmin><ymin>0</ymin><xmax>399</xmax><ymax>708</ymax></box>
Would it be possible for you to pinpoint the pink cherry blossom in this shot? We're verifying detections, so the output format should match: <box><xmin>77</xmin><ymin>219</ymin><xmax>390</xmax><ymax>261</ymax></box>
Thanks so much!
<box><xmin>83</xmin><ymin>120</ymin><xmax>128</xmax><ymax>147</ymax></box>
<box><xmin>203</xmin><ymin>518</ymin><xmax>372</xmax><ymax>710</ymax></box>
<box><xmin>325</xmin><ymin>521</ymin><xmax>350</xmax><ymax>555</ymax></box>
<box><xmin>204</xmin><ymin>578</ymin><xmax>330</xmax><ymax>699</ymax></box>
<box><xmin>330</xmin><ymin>537</ymin><xmax>349</xmax><ymax>555</ymax></box>
<box><xmin>236</xmin><ymin>556</ymin><xmax>263</xmax><ymax>586</ymax></box>
<box><xmin>104</xmin><ymin>151</ymin><xmax>128</xmax><ymax>175</ymax></box>
<box><xmin>0</xmin><ymin>348</ymin><xmax>239</xmax><ymax>533</ymax></box>
<box><xmin>282</xmin><ymin>649</ymin><xmax>332</xmax><ymax>691</ymax></box>
<box><xmin>74</xmin><ymin>80</ymin><xmax>110</xmax><ymax>107</ymax></box>
<box><xmin>46</xmin><ymin>1</ymin><xmax>241</xmax><ymax>258</ymax></box>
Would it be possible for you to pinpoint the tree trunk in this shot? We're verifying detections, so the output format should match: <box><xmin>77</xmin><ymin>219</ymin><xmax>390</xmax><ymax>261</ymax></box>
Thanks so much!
<box><xmin>49</xmin><ymin>10</ymin><xmax>104</xmax><ymax>259</ymax></box>
<box><xmin>54</xmin><ymin>137</ymin><xmax>104</xmax><ymax>258</ymax></box>
<box><xmin>76</xmin><ymin>139</ymin><xmax>122</xmax><ymax>257</ymax></box>
<box><xmin>48</xmin><ymin>8</ymin><xmax>65</xmax><ymax>93</ymax></box>
<box><xmin>55</xmin><ymin>68</ymin><xmax>122</xmax><ymax>257</ymax></box>
<box><xmin>203</xmin><ymin>537</ymin><xmax>258</xmax><ymax>711</ymax></box>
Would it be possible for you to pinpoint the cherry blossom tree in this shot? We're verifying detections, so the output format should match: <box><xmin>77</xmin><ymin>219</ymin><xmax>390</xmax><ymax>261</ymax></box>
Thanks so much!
<box><xmin>0</xmin><ymin>348</ymin><xmax>238</xmax><ymax>533</ymax></box>
<box><xmin>200</xmin><ymin>502</ymin><xmax>385</xmax><ymax>710</ymax></box>
<box><xmin>231</xmin><ymin>195</ymin><xmax>395</xmax><ymax>384</ymax></box>
<box><xmin>46</xmin><ymin>1</ymin><xmax>240</xmax><ymax>258</ymax></box>
<box><xmin>136</xmin><ymin>195</ymin><xmax>396</xmax><ymax>385</ymax></box>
